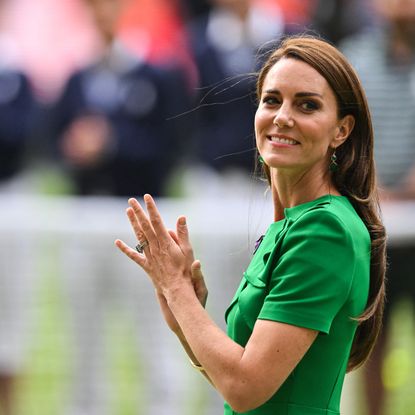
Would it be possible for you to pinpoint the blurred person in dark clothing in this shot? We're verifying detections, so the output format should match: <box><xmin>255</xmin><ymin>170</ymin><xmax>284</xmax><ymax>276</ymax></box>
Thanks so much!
<box><xmin>181</xmin><ymin>0</ymin><xmax>211</xmax><ymax>18</ymax></box>
<box><xmin>47</xmin><ymin>1</ymin><xmax>193</xmax><ymax>415</ymax></box>
<box><xmin>183</xmin><ymin>0</ymin><xmax>285</xmax><ymax>196</ymax></box>
<box><xmin>341</xmin><ymin>0</ymin><xmax>415</xmax><ymax>413</ymax></box>
<box><xmin>0</xmin><ymin>52</ymin><xmax>35</xmax><ymax>191</ymax></box>
<box><xmin>49</xmin><ymin>0</ymin><xmax>191</xmax><ymax>198</ymax></box>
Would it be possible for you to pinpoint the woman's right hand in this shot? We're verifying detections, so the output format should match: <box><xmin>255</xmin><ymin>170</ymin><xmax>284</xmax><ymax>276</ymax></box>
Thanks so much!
<box><xmin>116</xmin><ymin>199</ymin><xmax>208</xmax><ymax>334</ymax></box>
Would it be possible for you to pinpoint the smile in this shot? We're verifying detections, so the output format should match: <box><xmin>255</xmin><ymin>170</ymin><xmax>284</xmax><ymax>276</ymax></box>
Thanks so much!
<box><xmin>267</xmin><ymin>135</ymin><xmax>300</xmax><ymax>145</ymax></box>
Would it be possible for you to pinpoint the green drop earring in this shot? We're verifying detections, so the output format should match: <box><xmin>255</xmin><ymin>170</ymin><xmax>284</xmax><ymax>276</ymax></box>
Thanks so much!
<box><xmin>329</xmin><ymin>151</ymin><xmax>338</xmax><ymax>172</ymax></box>
<box><xmin>258</xmin><ymin>155</ymin><xmax>264</xmax><ymax>164</ymax></box>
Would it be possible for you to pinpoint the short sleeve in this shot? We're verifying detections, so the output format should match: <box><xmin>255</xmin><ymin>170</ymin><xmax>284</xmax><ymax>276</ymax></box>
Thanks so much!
<box><xmin>258</xmin><ymin>209</ymin><xmax>355</xmax><ymax>334</ymax></box>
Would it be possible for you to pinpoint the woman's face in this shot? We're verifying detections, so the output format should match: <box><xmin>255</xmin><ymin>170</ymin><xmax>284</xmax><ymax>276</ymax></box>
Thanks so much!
<box><xmin>255</xmin><ymin>57</ymin><xmax>345</xmax><ymax>176</ymax></box>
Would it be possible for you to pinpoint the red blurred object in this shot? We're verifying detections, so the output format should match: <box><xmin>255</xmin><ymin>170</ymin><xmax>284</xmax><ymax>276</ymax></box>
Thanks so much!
<box><xmin>118</xmin><ymin>0</ymin><xmax>187</xmax><ymax>63</ymax></box>
<box><xmin>2</xmin><ymin>0</ymin><xmax>194</xmax><ymax>100</ymax></box>
<box><xmin>118</xmin><ymin>0</ymin><xmax>196</xmax><ymax>87</ymax></box>
<box><xmin>269</xmin><ymin>0</ymin><xmax>317</xmax><ymax>24</ymax></box>
<box><xmin>1</xmin><ymin>0</ymin><xmax>99</xmax><ymax>101</ymax></box>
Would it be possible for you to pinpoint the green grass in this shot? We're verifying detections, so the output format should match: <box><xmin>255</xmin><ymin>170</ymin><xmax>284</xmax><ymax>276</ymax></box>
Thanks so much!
<box><xmin>16</xmin><ymin>245</ymin><xmax>71</xmax><ymax>415</ymax></box>
<box><xmin>16</xmin><ymin>245</ymin><xmax>143</xmax><ymax>415</ymax></box>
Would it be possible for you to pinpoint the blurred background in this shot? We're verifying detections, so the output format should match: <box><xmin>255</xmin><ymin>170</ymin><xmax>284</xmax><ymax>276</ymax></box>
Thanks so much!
<box><xmin>0</xmin><ymin>0</ymin><xmax>414</xmax><ymax>414</ymax></box>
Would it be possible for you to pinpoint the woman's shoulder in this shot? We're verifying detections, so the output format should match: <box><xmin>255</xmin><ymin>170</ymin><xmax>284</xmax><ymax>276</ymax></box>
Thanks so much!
<box><xmin>284</xmin><ymin>195</ymin><xmax>348</xmax><ymax>223</ymax></box>
<box><xmin>285</xmin><ymin>195</ymin><xmax>370</xmax><ymax>247</ymax></box>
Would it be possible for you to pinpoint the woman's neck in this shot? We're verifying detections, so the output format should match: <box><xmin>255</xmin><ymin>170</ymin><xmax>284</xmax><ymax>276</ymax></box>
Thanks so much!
<box><xmin>271</xmin><ymin>167</ymin><xmax>339</xmax><ymax>221</ymax></box>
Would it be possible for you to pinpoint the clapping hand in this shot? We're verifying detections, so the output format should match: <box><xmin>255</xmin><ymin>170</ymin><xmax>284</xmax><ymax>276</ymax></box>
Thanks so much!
<box><xmin>115</xmin><ymin>195</ymin><xmax>208</xmax><ymax>334</ymax></box>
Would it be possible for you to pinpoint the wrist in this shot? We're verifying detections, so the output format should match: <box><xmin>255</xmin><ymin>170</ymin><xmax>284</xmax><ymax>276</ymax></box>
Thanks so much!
<box><xmin>164</xmin><ymin>280</ymin><xmax>195</xmax><ymax>305</ymax></box>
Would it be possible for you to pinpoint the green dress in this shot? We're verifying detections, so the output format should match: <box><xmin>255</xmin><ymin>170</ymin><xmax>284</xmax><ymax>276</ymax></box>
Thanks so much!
<box><xmin>224</xmin><ymin>195</ymin><xmax>370</xmax><ymax>415</ymax></box>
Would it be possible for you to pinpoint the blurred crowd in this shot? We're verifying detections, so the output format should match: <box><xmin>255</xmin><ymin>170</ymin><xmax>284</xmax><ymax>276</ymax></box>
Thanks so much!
<box><xmin>0</xmin><ymin>0</ymin><xmax>414</xmax><ymax>414</ymax></box>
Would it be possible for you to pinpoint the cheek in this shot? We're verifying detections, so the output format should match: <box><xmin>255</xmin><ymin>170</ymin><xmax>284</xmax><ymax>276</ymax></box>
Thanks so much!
<box><xmin>254</xmin><ymin>112</ymin><xmax>261</xmax><ymax>138</ymax></box>
<box><xmin>254</xmin><ymin>110</ymin><xmax>267</xmax><ymax>135</ymax></box>
<box><xmin>303</xmin><ymin>117</ymin><xmax>336</xmax><ymax>145</ymax></box>
<box><xmin>254</xmin><ymin>109</ymin><xmax>261</xmax><ymax>126</ymax></box>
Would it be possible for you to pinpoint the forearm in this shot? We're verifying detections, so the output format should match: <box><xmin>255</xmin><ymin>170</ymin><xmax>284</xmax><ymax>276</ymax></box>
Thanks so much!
<box><xmin>176</xmin><ymin>330</ymin><xmax>215</xmax><ymax>386</ymax></box>
<box><xmin>165</xmin><ymin>283</ymin><xmax>248</xmax><ymax>406</ymax></box>
<box><xmin>168</xmin><ymin>286</ymin><xmax>317</xmax><ymax>412</ymax></box>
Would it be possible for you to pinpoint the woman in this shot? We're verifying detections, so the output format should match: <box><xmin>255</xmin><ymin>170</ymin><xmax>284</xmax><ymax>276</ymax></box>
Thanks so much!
<box><xmin>115</xmin><ymin>36</ymin><xmax>386</xmax><ymax>414</ymax></box>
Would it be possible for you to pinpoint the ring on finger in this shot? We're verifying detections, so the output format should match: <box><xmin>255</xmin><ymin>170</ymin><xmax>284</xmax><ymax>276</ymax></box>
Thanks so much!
<box><xmin>135</xmin><ymin>239</ymin><xmax>149</xmax><ymax>254</ymax></box>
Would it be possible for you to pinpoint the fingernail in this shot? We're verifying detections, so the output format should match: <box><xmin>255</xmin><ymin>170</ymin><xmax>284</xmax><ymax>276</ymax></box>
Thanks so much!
<box><xmin>179</xmin><ymin>217</ymin><xmax>186</xmax><ymax>226</ymax></box>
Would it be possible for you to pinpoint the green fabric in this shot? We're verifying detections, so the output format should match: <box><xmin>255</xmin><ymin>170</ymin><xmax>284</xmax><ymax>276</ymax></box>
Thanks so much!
<box><xmin>224</xmin><ymin>195</ymin><xmax>370</xmax><ymax>415</ymax></box>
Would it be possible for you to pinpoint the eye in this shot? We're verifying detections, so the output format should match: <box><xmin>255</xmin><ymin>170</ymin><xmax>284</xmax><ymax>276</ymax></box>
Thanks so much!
<box><xmin>262</xmin><ymin>95</ymin><xmax>280</xmax><ymax>106</ymax></box>
<box><xmin>300</xmin><ymin>100</ymin><xmax>320</xmax><ymax>111</ymax></box>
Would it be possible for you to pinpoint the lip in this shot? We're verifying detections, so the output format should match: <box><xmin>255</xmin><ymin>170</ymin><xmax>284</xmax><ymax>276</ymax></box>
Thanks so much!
<box><xmin>267</xmin><ymin>134</ymin><xmax>300</xmax><ymax>146</ymax></box>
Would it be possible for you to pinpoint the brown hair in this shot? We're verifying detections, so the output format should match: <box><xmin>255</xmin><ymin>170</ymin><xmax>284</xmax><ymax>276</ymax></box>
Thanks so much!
<box><xmin>256</xmin><ymin>36</ymin><xmax>386</xmax><ymax>371</ymax></box>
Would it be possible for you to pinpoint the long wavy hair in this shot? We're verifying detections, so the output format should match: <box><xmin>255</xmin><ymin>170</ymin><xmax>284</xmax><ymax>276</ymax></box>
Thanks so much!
<box><xmin>256</xmin><ymin>36</ymin><xmax>387</xmax><ymax>371</ymax></box>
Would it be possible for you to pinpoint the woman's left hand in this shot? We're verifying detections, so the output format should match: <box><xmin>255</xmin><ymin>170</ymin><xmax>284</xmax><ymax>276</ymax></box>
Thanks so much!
<box><xmin>115</xmin><ymin>194</ymin><xmax>194</xmax><ymax>296</ymax></box>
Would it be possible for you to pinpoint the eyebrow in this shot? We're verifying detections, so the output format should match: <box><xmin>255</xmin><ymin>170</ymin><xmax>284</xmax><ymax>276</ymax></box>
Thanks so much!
<box><xmin>264</xmin><ymin>89</ymin><xmax>323</xmax><ymax>98</ymax></box>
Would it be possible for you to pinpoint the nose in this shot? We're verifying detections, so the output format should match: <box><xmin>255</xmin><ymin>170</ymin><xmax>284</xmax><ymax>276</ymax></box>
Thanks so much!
<box><xmin>273</xmin><ymin>104</ymin><xmax>294</xmax><ymax>128</ymax></box>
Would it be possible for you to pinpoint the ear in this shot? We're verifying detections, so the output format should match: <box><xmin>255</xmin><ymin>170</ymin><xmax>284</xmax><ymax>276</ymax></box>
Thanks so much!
<box><xmin>331</xmin><ymin>115</ymin><xmax>355</xmax><ymax>149</ymax></box>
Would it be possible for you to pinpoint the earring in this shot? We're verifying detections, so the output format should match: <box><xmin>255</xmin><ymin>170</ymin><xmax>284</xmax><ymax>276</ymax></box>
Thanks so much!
<box><xmin>258</xmin><ymin>155</ymin><xmax>264</xmax><ymax>164</ymax></box>
<box><xmin>329</xmin><ymin>151</ymin><xmax>338</xmax><ymax>172</ymax></box>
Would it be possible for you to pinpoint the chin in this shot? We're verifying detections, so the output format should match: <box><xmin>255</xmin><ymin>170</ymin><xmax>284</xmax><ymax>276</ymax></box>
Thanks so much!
<box><xmin>264</xmin><ymin>157</ymin><xmax>294</xmax><ymax>169</ymax></box>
